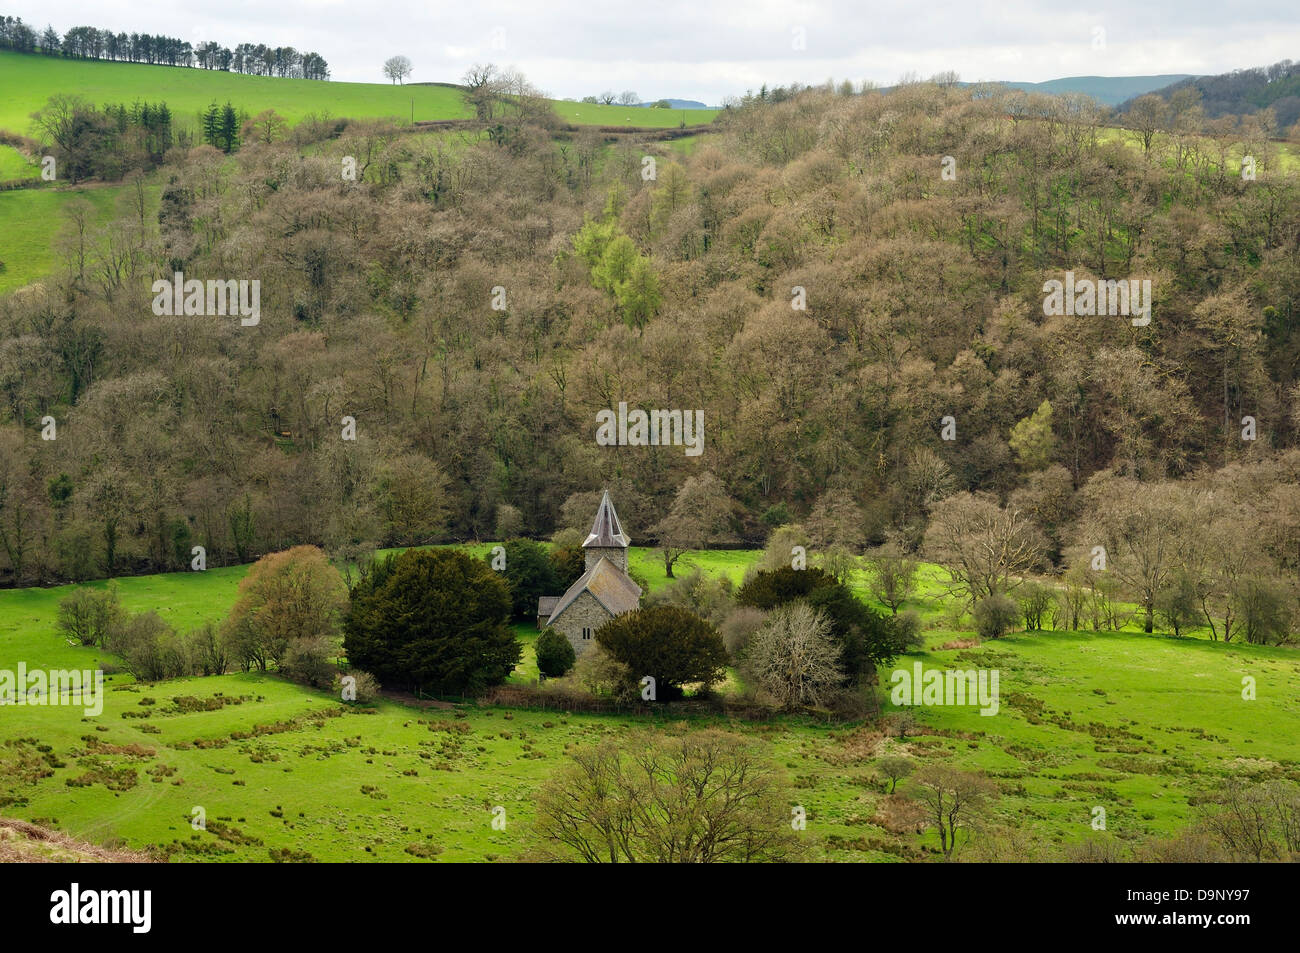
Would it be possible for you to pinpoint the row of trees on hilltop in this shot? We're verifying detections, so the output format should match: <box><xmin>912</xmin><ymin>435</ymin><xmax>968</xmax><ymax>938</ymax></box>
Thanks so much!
<box><xmin>0</xmin><ymin>14</ymin><xmax>329</xmax><ymax>79</ymax></box>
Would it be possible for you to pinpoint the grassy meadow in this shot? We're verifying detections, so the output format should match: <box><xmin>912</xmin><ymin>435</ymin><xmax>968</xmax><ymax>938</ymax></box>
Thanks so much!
<box><xmin>0</xmin><ymin>51</ymin><xmax>719</xmax><ymax>139</ymax></box>
<box><xmin>0</xmin><ymin>544</ymin><xmax>1295</xmax><ymax>862</ymax></box>
<box><xmin>0</xmin><ymin>182</ymin><xmax>159</xmax><ymax>294</ymax></box>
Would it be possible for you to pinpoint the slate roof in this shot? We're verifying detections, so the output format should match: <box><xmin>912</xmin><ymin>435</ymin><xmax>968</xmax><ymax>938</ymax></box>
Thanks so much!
<box><xmin>583</xmin><ymin>490</ymin><xmax>630</xmax><ymax>549</ymax></box>
<box><xmin>536</xmin><ymin>595</ymin><xmax>559</xmax><ymax>619</ymax></box>
<box><xmin>546</xmin><ymin>557</ymin><xmax>641</xmax><ymax>625</ymax></box>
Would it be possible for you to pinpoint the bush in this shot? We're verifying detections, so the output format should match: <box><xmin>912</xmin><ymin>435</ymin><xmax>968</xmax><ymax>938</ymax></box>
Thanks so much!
<box><xmin>568</xmin><ymin>642</ymin><xmax>634</xmax><ymax>701</ymax></box>
<box><xmin>893</xmin><ymin>609</ymin><xmax>924</xmax><ymax>651</ymax></box>
<box><xmin>110</xmin><ymin>611</ymin><xmax>179</xmax><ymax>682</ymax></box>
<box><xmin>743</xmin><ymin>603</ymin><xmax>842</xmax><ymax>710</ymax></box>
<box><xmin>337</xmin><ymin>669</ymin><xmax>381</xmax><ymax>704</ymax></box>
<box><xmin>737</xmin><ymin>566</ymin><xmax>907</xmax><ymax>681</ymax></box>
<box><xmin>281</xmin><ymin>637</ymin><xmax>336</xmax><ymax>689</ymax></box>
<box><xmin>535</xmin><ymin>628</ymin><xmax>576</xmax><ymax>679</ymax></box>
<box><xmin>644</xmin><ymin>567</ymin><xmax>732</xmax><ymax>624</ymax></box>
<box><xmin>718</xmin><ymin>606</ymin><xmax>766</xmax><ymax>657</ymax></box>
<box><xmin>57</xmin><ymin>585</ymin><xmax>125</xmax><ymax>647</ymax></box>
<box><xmin>973</xmin><ymin>593</ymin><xmax>1019</xmax><ymax>640</ymax></box>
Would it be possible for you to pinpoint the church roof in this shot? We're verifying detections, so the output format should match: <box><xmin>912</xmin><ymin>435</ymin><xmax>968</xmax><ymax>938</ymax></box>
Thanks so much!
<box><xmin>547</xmin><ymin>557</ymin><xmax>641</xmax><ymax>625</ymax></box>
<box><xmin>583</xmin><ymin>490</ymin><xmax>630</xmax><ymax>549</ymax></box>
<box><xmin>536</xmin><ymin>595</ymin><xmax>559</xmax><ymax>618</ymax></box>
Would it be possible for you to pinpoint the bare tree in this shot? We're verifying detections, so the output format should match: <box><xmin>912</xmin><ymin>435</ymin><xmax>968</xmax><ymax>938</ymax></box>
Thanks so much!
<box><xmin>650</xmin><ymin>472</ymin><xmax>736</xmax><ymax>578</ymax></box>
<box><xmin>907</xmin><ymin>765</ymin><xmax>998</xmax><ymax>859</ymax></box>
<box><xmin>923</xmin><ymin>492</ymin><xmax>1046</xmax><ymax>601</ymax></box>
<box><xmin>532</xmin><ymin>731</ymin><xmax>806</xmax><ymax>862</ymax></box>
<box><xmin>1075</xmin><ymin>476</ymin><xmax>1193</xmax><ymax>634</ymax></box>
<box><xmin>598</xmin><ymin>90</ymin><xmax>617</xmax><ymax>105</ymax></box>
<box><xmin>617</xmin><ymin>90</ymin><xmax>640</xmax><ymax>106</ymax></box>
<box><xmin>462</xmin><ymin>63</ymin><xmax>504</xmax><ymax>120</ymax></box>
<box><xmin>866</xmin><ymin>546</ymin><xmax>918</xmax><ymax>614</ymax></box>
<box><xmin>1126</xmin><ymin>94</ymin><xmax>1168</xmax><ymax>156</ymax></box>
<box><xmin>382</xmin><ymin>55</ymin><xmax>412</xmax><ymax>85</ymax></box>
<box><xmin>743</xmin><ymin>603</ymin><xmax>843</xmax><ymax>709</ymax></box>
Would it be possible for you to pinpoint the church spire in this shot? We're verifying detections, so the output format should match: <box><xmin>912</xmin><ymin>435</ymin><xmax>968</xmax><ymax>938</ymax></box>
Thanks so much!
<box><xmin>582</xmin><ymin>491</ymin><xmax>630</xmax><ymax>572</ymax></box>
<box><xmin>583</xmin><ymin>490</ymin><xmax>630</xmax><ymax>549</ymax></box>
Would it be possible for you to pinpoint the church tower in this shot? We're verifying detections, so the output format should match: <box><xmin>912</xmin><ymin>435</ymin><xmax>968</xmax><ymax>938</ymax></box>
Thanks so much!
<box><xmin>582</xmin><ymin>490</ymin><xmax>630</xmax><ymax>572</ymax></box>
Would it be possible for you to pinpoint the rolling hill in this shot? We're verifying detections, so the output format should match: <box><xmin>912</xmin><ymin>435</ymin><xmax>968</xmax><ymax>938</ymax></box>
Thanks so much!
<box><xmin>999</xmin><ymin>74</ymin><xmax>1194</xmax><ymax>106</ymax></box>
<box><xmin>0</xmin><ymin>50</ymin><xmax>718</xmax><ymax>137</ymax></box>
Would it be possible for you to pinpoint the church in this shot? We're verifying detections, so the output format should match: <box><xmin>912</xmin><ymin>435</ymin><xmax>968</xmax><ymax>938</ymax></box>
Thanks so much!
<box><xmin>536</xmin><ymin>491</ymin><xmax>642</xmax><ymax>656</ymax></box>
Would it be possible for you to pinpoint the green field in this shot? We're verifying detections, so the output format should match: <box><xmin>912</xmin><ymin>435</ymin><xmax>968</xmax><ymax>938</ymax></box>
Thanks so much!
<box><xmin>0</xmin><ymin>51</ymin><xmax>718</xmax><ymax>138</ymax></box>
<box><xmin>0</xmin><ymin>184</ymin><xmax>146</xmax><ymax>293</ymax></box>
<box><xmin>0</xmin><ymin>545</ymin><xmax>1294</xmax><ymax>862</ymax></box>
<box><xmin>0</xmin><ymin>144</ymin><xmax>38</xmax><ymax>181</ymax></box>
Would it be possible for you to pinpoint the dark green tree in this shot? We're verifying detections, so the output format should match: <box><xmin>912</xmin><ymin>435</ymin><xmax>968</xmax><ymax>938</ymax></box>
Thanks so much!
<box><xmin>535</xmin><ymin>628</ymin><xmax>576</xmax><ymax>678</ymax></box>
<box><xmin>595</xmin><ymin>605</ymin><xmax>727</xmax><ymax>700</ymax></box>
<box><xmin>495</xmin><ymin>538</ymin><xmax>559</xmax><ymax>621</ymax></box>
<box><xmin>344</xmin><ymin>548</ymin><xmax>521</xmax><ymax>694</ymax></box>
<box><xmin>549</xmin><ymin>543</ymin><xmax>585</xmax><ymax>591</ymax></box>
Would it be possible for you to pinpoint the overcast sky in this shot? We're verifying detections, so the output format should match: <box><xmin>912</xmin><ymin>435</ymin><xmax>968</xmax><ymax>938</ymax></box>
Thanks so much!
<box><xmin>10</xmin><ymin>1</ymin><xmax>1300</xmax><ymax>104</ymax></box>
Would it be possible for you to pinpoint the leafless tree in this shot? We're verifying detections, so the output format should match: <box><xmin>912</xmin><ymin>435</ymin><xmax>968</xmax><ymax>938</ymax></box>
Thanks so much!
<box><xmin>743</xmin><ymin>603</ymin><xmax>842</xmax><ymax>709</ymax></box>
<box><xmin>382</xmin><ymin>55</ymin><xmax>412</xmax><ymax>85</ymax></box>
<box><xmin>923</xmin><ymin>492</ymin><xmax>1046</xmax><ymax>602</ymax></box>
<box><xmin>907</xmin><ymin>765</ymin><xmax>998</xmax><ymax>859</ymax></box>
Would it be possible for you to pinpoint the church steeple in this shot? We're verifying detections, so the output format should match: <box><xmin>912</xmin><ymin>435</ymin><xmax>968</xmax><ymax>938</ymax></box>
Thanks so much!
<box><xmin>582</xmin><ymin>490</ymin><xmax>630</xmax><ymax>572</ymax></box>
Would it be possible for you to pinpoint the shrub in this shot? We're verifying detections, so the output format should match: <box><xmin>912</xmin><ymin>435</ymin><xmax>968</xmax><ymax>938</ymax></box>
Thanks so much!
<box><xmin>973</xmin><ymin>593</ymin><xmax>1019</xmax><ymax>640</ymax></box>
<box><xmin>568</xmin><ymin>643</ymin><xmax>634</xmax><ymax>701</ymax></box>
<box><xmin>737</xmin><ymin>566</ymin><xmax>907</xmax><ymax>681</ymax></box>
<box><xmin>535</xmin><ymin>628</ymin><xmax>576</xmax><ymax>679</ymax></box>
<box><xmin>532</xmin><ymin>731</ymin><xmax>806</xmax><ymax>862</ymax></box>
<box><xmin>280</xmin><ymin>637</ymin><xmax>336</xmax><ymax>689</ymax></box>
<box><xmin>110</xmin><ymin>612</ymin><xmax>178</xmax><ymax>682</ymax></box>
<box><xmin>718</xmin><ymin>606</ymin><xmax>766</xmax><ymax>657</ymax></box>
<box><xmin>893</xmin><ymin>610</ymin><xmax>924</xmax><ymax>651</ymax></box>
<box><xmin>644</xmin><ymin>567</ymin><xmax>732</xmax><ymax>624</ymax></box>
<box><xmin>337</xmin><ymin>669</ymin><xmax>381</xmax><ymax>704</ymax></box>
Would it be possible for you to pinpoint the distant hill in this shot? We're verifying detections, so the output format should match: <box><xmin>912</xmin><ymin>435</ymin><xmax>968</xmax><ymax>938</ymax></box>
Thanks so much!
<box><xmin>635</xmin><ymin>99</ymin><xmax>710</xmax><ymax>110</ymax></box>
<box><xmin>877</xmin><ymin>74</ymin><xmax>1195</xmax><ymax>107</ymax></box>
<box><xmin>1117</xmin><ymin>60</ymin><xmax>1300</xmax><ymax>130</ymax></box>
<box><xmin>998</xmin><ymin>75</ymin><xmax>1194</xmax><ymax>106</ymax></box>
